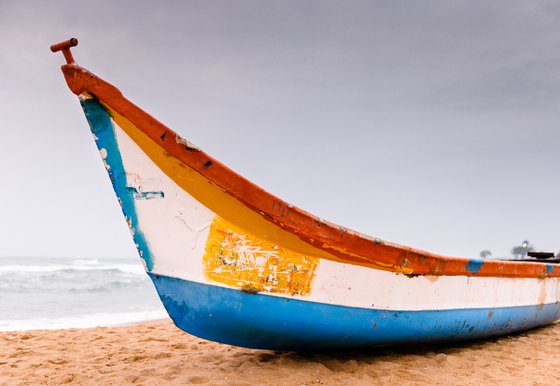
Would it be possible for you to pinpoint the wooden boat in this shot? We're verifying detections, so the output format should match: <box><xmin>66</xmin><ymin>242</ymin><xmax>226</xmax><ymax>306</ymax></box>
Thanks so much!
<box><xmin>52</xmin><ymin>39</ymin><xmax>560</xmax><ymax>350</ymax></box>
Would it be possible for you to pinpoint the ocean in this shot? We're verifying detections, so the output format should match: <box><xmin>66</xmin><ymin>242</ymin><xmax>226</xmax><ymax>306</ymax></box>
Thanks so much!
<box><xmin>0</xmin><ymin>256</ymin><xmax>168</xmax><ymax>331</ymax></box>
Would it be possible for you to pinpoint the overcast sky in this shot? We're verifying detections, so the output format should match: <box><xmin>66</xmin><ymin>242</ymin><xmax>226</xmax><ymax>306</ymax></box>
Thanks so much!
<box><xmin>1</xmin><ymin>0</ymin><xmax>559</xmax><ymax>260</ymax></box>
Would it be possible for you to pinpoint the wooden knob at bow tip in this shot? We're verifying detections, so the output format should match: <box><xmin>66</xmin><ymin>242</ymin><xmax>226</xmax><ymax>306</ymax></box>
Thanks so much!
<box><xmin>50</xmin><ymin>38</ymin><xmax>78</xmax><ymax>64</ymax></box>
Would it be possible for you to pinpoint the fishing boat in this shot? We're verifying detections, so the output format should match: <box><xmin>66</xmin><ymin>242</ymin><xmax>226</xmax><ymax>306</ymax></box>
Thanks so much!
<box><xmin>52</xmin><ymin>38</ymin><xmax>560</xmax><ymax>350</ymax></box>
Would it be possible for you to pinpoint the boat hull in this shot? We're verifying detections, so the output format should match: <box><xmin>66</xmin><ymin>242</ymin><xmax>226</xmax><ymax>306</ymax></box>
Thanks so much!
<box><xmin>79</xmin><ymin>93</ymin><xmax>560</xmax><ymax>350</ymax></box>
<box><xmin>51</xmin><ymin>54</ymin><xmax>560</xmax><ymax>350</ymax></box>
<box><xmin>150</xmin><ymin>273</ymin><xmax>560</xmax><ymax>350</ymax></box>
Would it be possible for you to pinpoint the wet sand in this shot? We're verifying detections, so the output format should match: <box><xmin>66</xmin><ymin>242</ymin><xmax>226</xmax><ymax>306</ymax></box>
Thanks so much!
<box><xmin>2</xmin><ymin>318</ymin><xmax>559</xmax><ymax>385</ymax></box>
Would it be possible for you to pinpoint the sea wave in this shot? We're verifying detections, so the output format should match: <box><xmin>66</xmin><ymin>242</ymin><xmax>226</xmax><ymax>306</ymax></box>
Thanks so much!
<box><xmin>0</xmin><ymin>310</ymin><xmax>169</xmax><ymax>332</ymax></box>
<box><xmin>0</xmin><ymin>272</ymin><xmax>150</xmax><ymax>293</ymax></box>
<box><xmin>0</xmin><ymin>257</ymin><xmax>165</xmax><ymax>328</ymax></box>
<box><xmin>0</xmin><ymin>263</ymin><xmax>145</xmax><ymax>275</ymax></box>
<box><xmin>0</xmin><ymin>259</ymin><xmax>150</xmax><ymax>294</ymax></box>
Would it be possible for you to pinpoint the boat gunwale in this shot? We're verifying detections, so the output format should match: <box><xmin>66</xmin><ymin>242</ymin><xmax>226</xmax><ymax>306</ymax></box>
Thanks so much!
<box><xmin>59</xmin><ymin>63</ymin><xmax>559</xmax><ymax>279</ymax></box>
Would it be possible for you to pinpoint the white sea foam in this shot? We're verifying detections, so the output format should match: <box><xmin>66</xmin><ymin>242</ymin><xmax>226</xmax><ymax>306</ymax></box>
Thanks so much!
<box><xmin>0</xmin><ymin>257</ymin><xmax>164</xmax><ymax>330</ymax></box>
<box><xmin>0</xmin><ymin>310</ymin><xmax>169</xmax><ymax>332</ymax></box>
<box><xmin>0</xmin><ymin>263</ymin><xmax>145</xmax><ymax>275</ymax></box>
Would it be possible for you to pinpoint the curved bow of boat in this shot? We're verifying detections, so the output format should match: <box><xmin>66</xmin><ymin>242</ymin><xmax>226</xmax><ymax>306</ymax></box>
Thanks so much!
<box><xmin>53</xmin><ymin>57</ymin><xmax>558</xmax><ymax>279</ymax></box>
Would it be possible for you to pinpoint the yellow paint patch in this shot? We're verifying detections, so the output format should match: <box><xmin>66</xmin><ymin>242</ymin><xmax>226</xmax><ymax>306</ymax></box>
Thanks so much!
<box><xmin>203</xmin><ymin>216</ymin><xmax>319</xmax><ymax>296</ymax></box>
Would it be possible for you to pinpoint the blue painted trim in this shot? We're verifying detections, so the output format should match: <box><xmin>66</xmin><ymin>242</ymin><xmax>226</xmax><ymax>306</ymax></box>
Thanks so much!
<box><xmin>149</xmin><ymin>273</ymin><xmax>560</xmax><ymax>350</ymax></box>
<box><xmin>466</xmin><ymin>259</ymin><xmax>484</xmax><ymax>274</ymax></box>
<box><xmin>81</xmin><ymin>98</ymin><xmax>154</xmax><ymax>271</ymax></box>
<box><xmin>126</xmin><ymin>186</ymin><xmax>165</xmax><ymax>200</ymax></box>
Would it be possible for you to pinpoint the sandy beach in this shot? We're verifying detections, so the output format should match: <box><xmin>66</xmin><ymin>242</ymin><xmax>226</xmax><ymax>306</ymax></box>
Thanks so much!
<box><xmin>1</xmin><ymin>318</ymin><xmax>560</xmax><ymax>385</ymax></box>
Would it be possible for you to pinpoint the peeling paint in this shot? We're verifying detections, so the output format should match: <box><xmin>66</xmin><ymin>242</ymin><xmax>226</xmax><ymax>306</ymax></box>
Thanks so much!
<box><xmin>126</xmin><ymin>186</ymin><xmax>165</xmax><ymax>200</ymax></box>
<box><xmin>124</xmin><ymin>174</ymin><xmax>166</xmax><ymax>200</ymax></box>
<box><xmin>175</xmin><ymin>134</ymin><xmax>200</xmax><ymax>151</ymax></box>
<box><xmin>204</xmin><ymin>216</ymin><xmax>318</xmax><ymax>296</ymax></box>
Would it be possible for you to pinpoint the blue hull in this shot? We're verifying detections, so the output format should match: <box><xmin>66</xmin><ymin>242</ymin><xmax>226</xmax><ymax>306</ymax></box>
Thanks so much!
<box><xmin>149</xmin><ymin>273</ymin><xmax>560</xmax><ymax>350</ymax></box>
